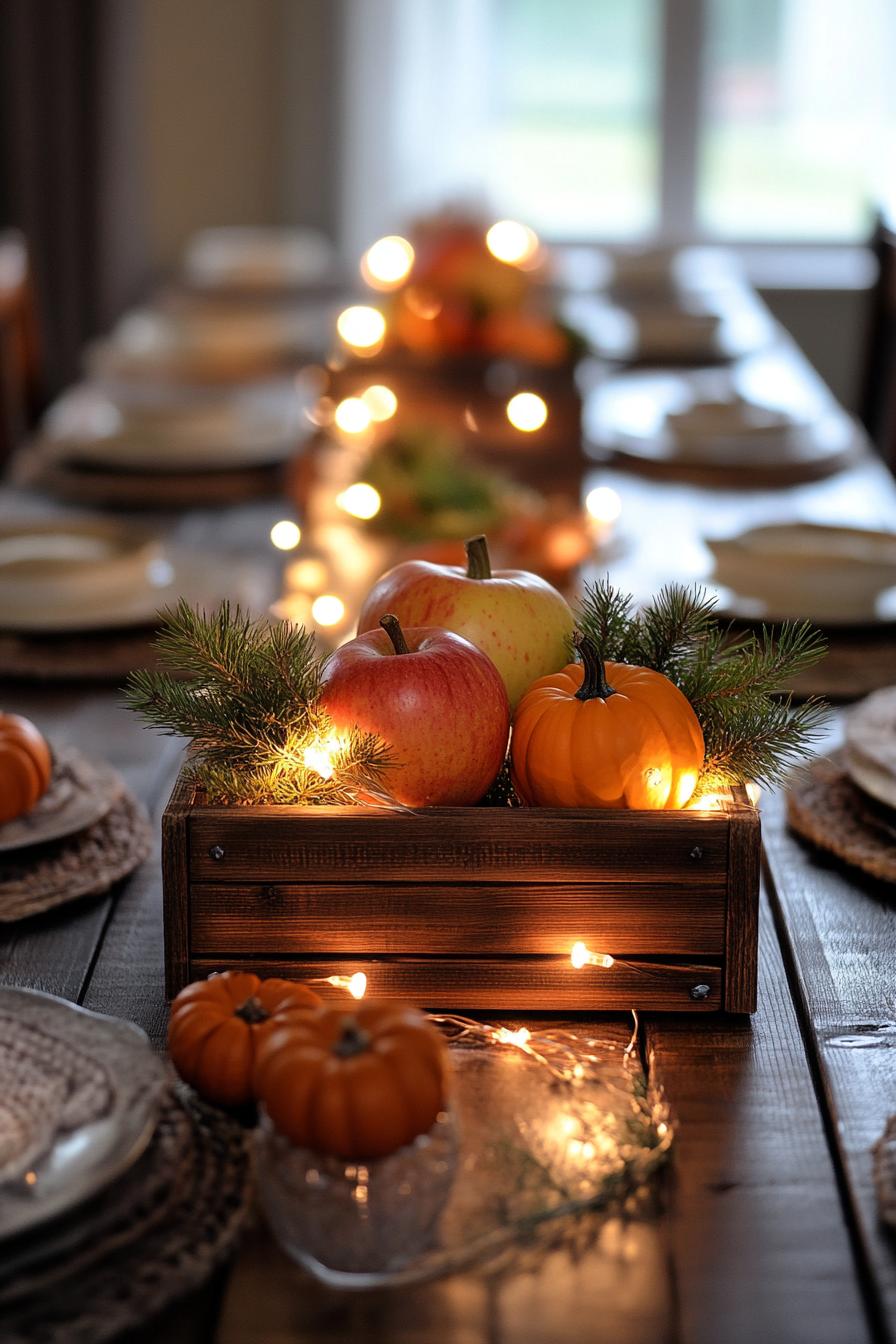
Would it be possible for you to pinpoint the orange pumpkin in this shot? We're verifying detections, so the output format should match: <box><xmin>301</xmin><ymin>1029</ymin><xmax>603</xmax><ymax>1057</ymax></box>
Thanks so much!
<box><xmin>0</xmin><ymin>713</ymin><xmax>52</xmax><ymax>825</ymax></box>
<box><xmin>254</xmin><ymin>1001</ymin><xmax>448</xmax><ymax>1160</ymax></box>
<box><xmin>511</xmin><ymin>633</ymin><xmax>704</xmax><ymax>810</ymax></box>
<box><xmin>168</xmin><ymin>971</ymin><xmax>321</xmax><ymax>1106</ymax></box>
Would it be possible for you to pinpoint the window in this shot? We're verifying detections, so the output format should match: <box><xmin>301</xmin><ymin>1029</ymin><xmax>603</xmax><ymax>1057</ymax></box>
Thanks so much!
<box><xmin>341</xmin><ymin>0</ymin><xmax>896</xmax><ymax>249</ymax></box>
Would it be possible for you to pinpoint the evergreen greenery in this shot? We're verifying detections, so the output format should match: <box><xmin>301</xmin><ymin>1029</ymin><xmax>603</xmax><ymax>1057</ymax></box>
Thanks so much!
<box><xmin>577</xmin><ymin>580</ymin><xmax>829</xmax><ymax>790</ymax></box>
<box><xmin>123</xmin><ymin>601</ymin><xmax>391</xmax><ymax>805</ymax></box>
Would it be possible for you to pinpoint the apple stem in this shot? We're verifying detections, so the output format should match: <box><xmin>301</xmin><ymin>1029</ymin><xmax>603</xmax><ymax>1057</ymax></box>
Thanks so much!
<box><xmin>465</xmin><ymin>535</ymin><xmax>492</xmax><ymax>580</ymax></box>
<box><xmin>380</xmin><ymin>613</ymin><xmax>410</xmax><ymax>655</ymax></box>
<box><xmin>573</xmin><ymin>630</ymin><xmax>616</xmax><ymax>701</ymax></box>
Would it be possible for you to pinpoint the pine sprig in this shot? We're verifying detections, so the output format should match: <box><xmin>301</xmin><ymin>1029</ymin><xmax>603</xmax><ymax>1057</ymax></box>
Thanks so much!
<box><xmin>577</xmin><ymin>581</ymin><xmax>829</xmax><ymax>790</ymax></box>
<box><xmin>123</xmin><ymin>601</ymin><xmax>392</xmax><ymax>805</ymax></box>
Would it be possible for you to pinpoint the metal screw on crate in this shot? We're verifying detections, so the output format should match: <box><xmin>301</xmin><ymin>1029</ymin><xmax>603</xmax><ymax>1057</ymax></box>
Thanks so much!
<box><xmin>690</xmin><ymin>983</ymin><xmax>711</xmax><ymax>1001</ymax></box>
<box><xmin>209</xmin><ymin>844</ymin><xmax>225</xmax><ymax>862</ymax></box>
<box><xmin>689</xmin><ymin>846</ymin><xmax>704</xmax><ymax>861</ymax></box>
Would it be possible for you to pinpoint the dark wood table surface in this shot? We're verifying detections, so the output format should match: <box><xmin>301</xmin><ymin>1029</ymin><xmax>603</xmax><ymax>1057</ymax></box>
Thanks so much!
<box><xmin>2</xmin><ymin>397</ymin><xmax>896</xmax><ymax>1343</ymax></box>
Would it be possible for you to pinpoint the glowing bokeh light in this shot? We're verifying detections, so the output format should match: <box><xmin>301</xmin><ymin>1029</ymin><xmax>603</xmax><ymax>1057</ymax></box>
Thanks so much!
<box><xmin>333</xmin><ymin>396</ymin><xmax>372</xmax><ymax>434</ymax></box>
<box><xmin>486</xmin><ymin>219</ymin><xmax>540</xmax><ymax>266</ymax></box>
<box><xmin>584</xmin><ymin>486</ymin><xmax>623</xmax><ymax>524</ymax></box>
<box><xmin>360</xmin><ymin>235</ymin><xmax>415</xmax><ymax>289</ymax></box>
<box><xmin>270</xmin><ymin>519</ymin><xmax>301</xmax><ymax>550</ymax></box>
<box><xmin>336</xmin><ymin>305</ymin><xmax>386</xmax><ymax>351</ymax></box>
<box><xmin>360</xmin><ymin>384</ymin><xmax>398</xmax><ymax>421</ymax></box>
<box><xmin>506</xmin><ymin>391</ymin><xmax>548</xmax><ymax>432</ymax></box>
<box><xmin>311</xmin><ymin>594</ymin><xmax>346</xmax><ymax>626</ymax></box>
<box><xmin>336</xmin><ymin>482</ymin><xmax>382</xmax><ymax>520</ymax></box>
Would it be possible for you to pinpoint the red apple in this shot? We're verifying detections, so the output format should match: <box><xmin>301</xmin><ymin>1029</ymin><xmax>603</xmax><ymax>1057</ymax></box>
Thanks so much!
<box><xmin>357</xmin><ymin>536</ymin><xmax>574</xmax><ymax>709</ymax></box>
<box><xmin>320</xmin><ymin>614</ymin><xmax>509</xmax><ymax>807</ymax></box>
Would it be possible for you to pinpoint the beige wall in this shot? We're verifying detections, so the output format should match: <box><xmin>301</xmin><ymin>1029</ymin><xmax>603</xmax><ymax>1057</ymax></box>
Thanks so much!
<box><xmin>138</xmin><ymin>0</ymin><xmax>283</xmax><ymax>277</ymax></box>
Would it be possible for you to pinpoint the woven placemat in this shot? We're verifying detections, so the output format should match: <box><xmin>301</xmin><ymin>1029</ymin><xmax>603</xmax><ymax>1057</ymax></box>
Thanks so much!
<box><xmin>0</xmin><ymin>787</ymin><xmax>151</xmax><ymax>921</ymax></box>
<box><xmin>787</xmin><ymin>749</ymin><xmax>896</xmax><ymax>883</ymax></box>
<box><xmin>873</xmin><ymin>1115</ymin><xmax>896</xmax><ymax>1231</ymax></box>
<box><xmin>11</xmin><ymin>444</ymin><xmax>282</xmax><ymax>510</ymax></box>
<box><xmin>0</xmin><ymin>1084</ymin><xmax>252</xmax><ymax>1344</ymax></box>
<box><xmin>0</xmin><ymin>622</ymin><xmax>160</xmax><ymax>683</ymax></box>
<box><xmin>785</xmin><ymin>634</ymin><xmax>896</xmax><ymax>702</ymax></box>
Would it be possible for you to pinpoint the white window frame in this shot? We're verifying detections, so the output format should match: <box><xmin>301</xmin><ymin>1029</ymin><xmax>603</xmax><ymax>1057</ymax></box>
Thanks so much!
<box><xmin>337</xmin><ymin>0</ymin><xmax>877</xmax><ymax>283</ymax></box>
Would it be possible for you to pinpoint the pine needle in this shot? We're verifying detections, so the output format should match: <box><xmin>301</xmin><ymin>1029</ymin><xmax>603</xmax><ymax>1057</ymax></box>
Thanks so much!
<box><xmin>123</xmin><ymin>601</ymin><xmax>392</xmax><ymax>805</ymax></box>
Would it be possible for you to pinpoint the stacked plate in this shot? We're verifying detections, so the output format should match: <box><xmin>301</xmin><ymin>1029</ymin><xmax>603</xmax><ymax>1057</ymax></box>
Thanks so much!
<box><xmin>586</xmin><ymin>358</ymin><xmax>859</xmax><ymax>479</ymax></box>
<box><xmin>844</xmin><ymin>688</ymin><xmax>896</xmax><ymax>812</ymax></box>
<box><xmin>0</xmin><ymin>516</ymin><xmax>259</xmax><ymax>635</ymax></box>
<box><xmin>35</xmin><ymin>378</ymin><xmax>309</xmax><ymax>476</ymax></box>
<box><xmin>0</xmin><ymin>988</ymin><xmax>167</xmax><ymax>1252</ymax></box>
<box><xmin>705</xmin><ymin>522</ymin><xmax>896</xmax><ymax>626</ymax></box>
<box><xmin>86</xmin><ymin>302</ymin><xmax>333</xmax><ymax>386</ymax></box>
<box><xmin>182</xmin><ymin>226</ymin><xmax>338</xmax><ymax>296</ymax></box>
<box><xmin>566</xmin><ymin>285</ymin><xmax>773</xmax><ymax>365</ymax></box>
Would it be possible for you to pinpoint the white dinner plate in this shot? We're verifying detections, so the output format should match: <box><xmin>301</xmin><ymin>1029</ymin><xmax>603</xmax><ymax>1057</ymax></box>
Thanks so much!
<box><xmin>705</xmin><ymin>523</ymin><xmax>896</xmax><ymax>626</ymax></box>
<box><xmin>183</xmin><ymin>226</ymin><xmax>337</xmax><ymax>291</ymax></box>
<box><xmin>0</xmin><ymin>747</ymin><xmax>121</xmax><ymax>854</ymax></box>
<box><xmin>0</xmin><ymin>987</ymin><xmax>167</xmax><ymax>1243</ymax></box>
<box><xmin>586</xmin><ymin>364</ymin><xmax>857</xmax><ymax>470</ymax></box>
<box><xmin>0</xmin><ymin>518</ymin><xmax>263</xmax><ymax>633</ymax></box>
<box><xmin>844</xmin><ymin>687</ymin><xmax>896</xmax><ymax>811</ymax></box>
<box><xmin>38</xmin><ymin>380</ymin><xmax>308</xmax><ymax>473</ymax></box>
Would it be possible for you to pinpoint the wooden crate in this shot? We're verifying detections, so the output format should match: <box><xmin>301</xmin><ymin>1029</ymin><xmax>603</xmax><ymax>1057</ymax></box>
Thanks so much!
<box><xmin>162</xmin><ymin>770</ymin><xmax>760</xmax><ymax>1014</ymax></box>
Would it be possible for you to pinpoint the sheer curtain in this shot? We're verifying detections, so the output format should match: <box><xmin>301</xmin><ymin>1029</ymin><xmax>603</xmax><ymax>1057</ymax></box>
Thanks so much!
<box><xmin>339</xmin><ymin>0</ymin><xmax>494</xmax><ymax>261</ymax></box>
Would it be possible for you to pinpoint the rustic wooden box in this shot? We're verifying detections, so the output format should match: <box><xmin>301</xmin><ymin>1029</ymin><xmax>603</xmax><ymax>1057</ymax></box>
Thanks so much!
<box><xmin>162</xmin><ymin>770</ymin><xmax>759</xmax><ymax>1014</ymax></box>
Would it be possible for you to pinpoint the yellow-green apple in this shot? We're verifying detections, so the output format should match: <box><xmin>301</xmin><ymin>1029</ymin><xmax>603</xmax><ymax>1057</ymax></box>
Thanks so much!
<box><xmin>357</xmin><ymin>536</ymin><xmax>573</xmax><ymax>709</ymax></box>
<box><xmin>320</xmin><ymin>614</ymin><xmax>509</xmax><ymax>807</ymax></box>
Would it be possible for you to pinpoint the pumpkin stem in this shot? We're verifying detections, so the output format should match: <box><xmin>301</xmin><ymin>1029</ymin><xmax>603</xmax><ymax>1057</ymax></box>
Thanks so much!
<box><xmin>465</xmin><ymin>535</ymin><xmax>492</xmax><ymax>581</ymax></box>
<box><xmin>573</xmin><ymin>631</ymin><xmax>616</xmax><ymax>701</ymax></box>
<box><xmin>234</xmin><ymin>995</ymin><xmax>269</xmax><ymax>1025</ymax></box>
<box><xmin>334</xmin><ymin>1016</ymin><xmax>372</xmax><ymax>1058</ymax></box>
<box><xmin>380</xmin><ymin>613</ymin><xmax>410</xmax><ymax>655</ymax></box>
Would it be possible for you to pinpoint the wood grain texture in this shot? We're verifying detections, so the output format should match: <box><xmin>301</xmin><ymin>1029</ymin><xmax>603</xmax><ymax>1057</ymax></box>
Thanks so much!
<box><xmin>189</xmin><ymin>880</ymin><xmax>727</xmax><ymax>956</ymax></box>
<box><xmin>645</xmin><ymin>888</ymin><xmax>874</xmax><ymax>1344</ymax></box>
<box><xmin>163</xmin><ymin>772</ymin><xmax>195</xmax><ymax>998</ymax></box>
<box><xmin>764</xmin><ymin>783</ymin><xmax>896</xmax><ymax>1343</ymax></box>
<box><xmin>723</xmin><ymin>806</ymin><xmax>760</xmax><ymax>1011</ymax></box>
<box><xmin>188</xmin><ymin>803</ymin><xmax>730</xmax><ymax>884</ymax></box>
<box><xmin>190</xmin><ymin>954</ymin><xmax>722</xmax><ymax>1012</ymax></box>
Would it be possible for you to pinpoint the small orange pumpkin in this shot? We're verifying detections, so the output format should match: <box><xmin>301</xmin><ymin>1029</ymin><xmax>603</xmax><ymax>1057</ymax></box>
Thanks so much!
<box><xmin>511</xmin><ymin>633</ymin><xmax>704</xmax><ymax>810</ymax></box>
<box><xmin>168</xmin><ymin>971</ymin><xmax>321</xmax><ymax>1106</ymax></box>
<box><xmin>254</xmin><ymin>1001</ymin><xmax>448</xmax><ymax>1160</ymax></box>
<box><xmin>0</xmin><ymin>713</ymin><xmax>53</xmax><ymax>825</ymax></box>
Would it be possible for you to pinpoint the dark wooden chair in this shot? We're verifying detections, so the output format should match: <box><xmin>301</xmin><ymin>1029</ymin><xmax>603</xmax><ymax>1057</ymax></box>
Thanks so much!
<box><xmin>0</xmin><ymin>230</ymin><xmax>43</xmax><ymax>467</ymax></box>
<box><xmin>859</xmin><ymin>208</ymin><xmax>896</xmax><ymax>470</ymax></box>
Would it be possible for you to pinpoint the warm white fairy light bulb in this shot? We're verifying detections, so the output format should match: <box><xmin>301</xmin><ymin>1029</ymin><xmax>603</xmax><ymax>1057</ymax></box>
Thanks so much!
<box><xmin>333</xmin><ymin>396</ymin><xmax>372</xmax><ymax>434</ymax></box>
<box><xmin>311</xmin><ymin>594</ymin><xmax>345</xmax><ymax>626</ymax></box>
<box><xmin>360</xmin><ymin>384</ymin><xmax>398</xmax><ymax>421</ymax></box>
<box><xmin>336</xmin><ymin>482</ymin><xmax>381</xmax><ymax>520</ymax></box>
<box><xmin>360</xmin><ymin>236</ymin><xmax>415</xmax><ymax>289</ymax></box>
<box><xmin>584</xmin><ymin>486</ymin><xmax>622</xmax><ymax>525</ymax></box>
<box><xmin>270</xmin><ymin>519</ymin><xmax>301</xmax><ymax>550</ymax></box>
<box><xmin>336</xmin><ymin>305</ymin><xmax>386</xmax><ymax>352</ymax></box>
<box><xmin>571</xmin><ymin>941</ymin><xmax>615</xmax><ymax>971</ymax></box>
<box><xmin>485</xmin><ymin>220</ymin><xmax>540</xmax><ymax>266</ymax></box>
<box><xmin>325</xmin><ymin>971</ymin><xmax>368</xmax><ymax>999</ymax></box>
<box><xmin>506</xmin><ymin>391</ymin><xmax>548</xmax><ymax>432</ymax></box>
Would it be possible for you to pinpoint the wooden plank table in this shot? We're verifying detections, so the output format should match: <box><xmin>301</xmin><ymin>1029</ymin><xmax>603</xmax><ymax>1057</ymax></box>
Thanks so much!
<box><xmin>2</xmin><ymin>434</ymin><xmax>895</xmax><ymax>1342</ymax></box>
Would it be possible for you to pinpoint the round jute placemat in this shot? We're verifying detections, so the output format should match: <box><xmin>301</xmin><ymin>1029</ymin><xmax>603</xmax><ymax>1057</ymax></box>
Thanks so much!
<box><xmin>0</xmin><ymin>786</ymin><xmax>151</xmax><ymax>922</ymax></box>
<box><xmin>0</xmin><ymin>623</ymin><xmax>160</xmax><ymax>683</ymax></box>
<box><xmin>873</xmin><ymin>1115</ymin><xmax>896</xmax><ymax>1231</ymax></box>
<box><xmin>12</xmin><ymin>445</ymin><xmax>283</xmax><ymax>510</ymax></box>
<box><xmin>784</xmin><ymin>634</ymin><xmax>896</xmax><ymax>703</ymax></box>
<box><xmin>786</xmin><ymin>749</ymin><xmax>896</xmax><ymax>884</ymax></box>
<box><xmin>0</xmin><ymin>1084</ymin><xmax>252</xmax><ymax>1344</ymax></box>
